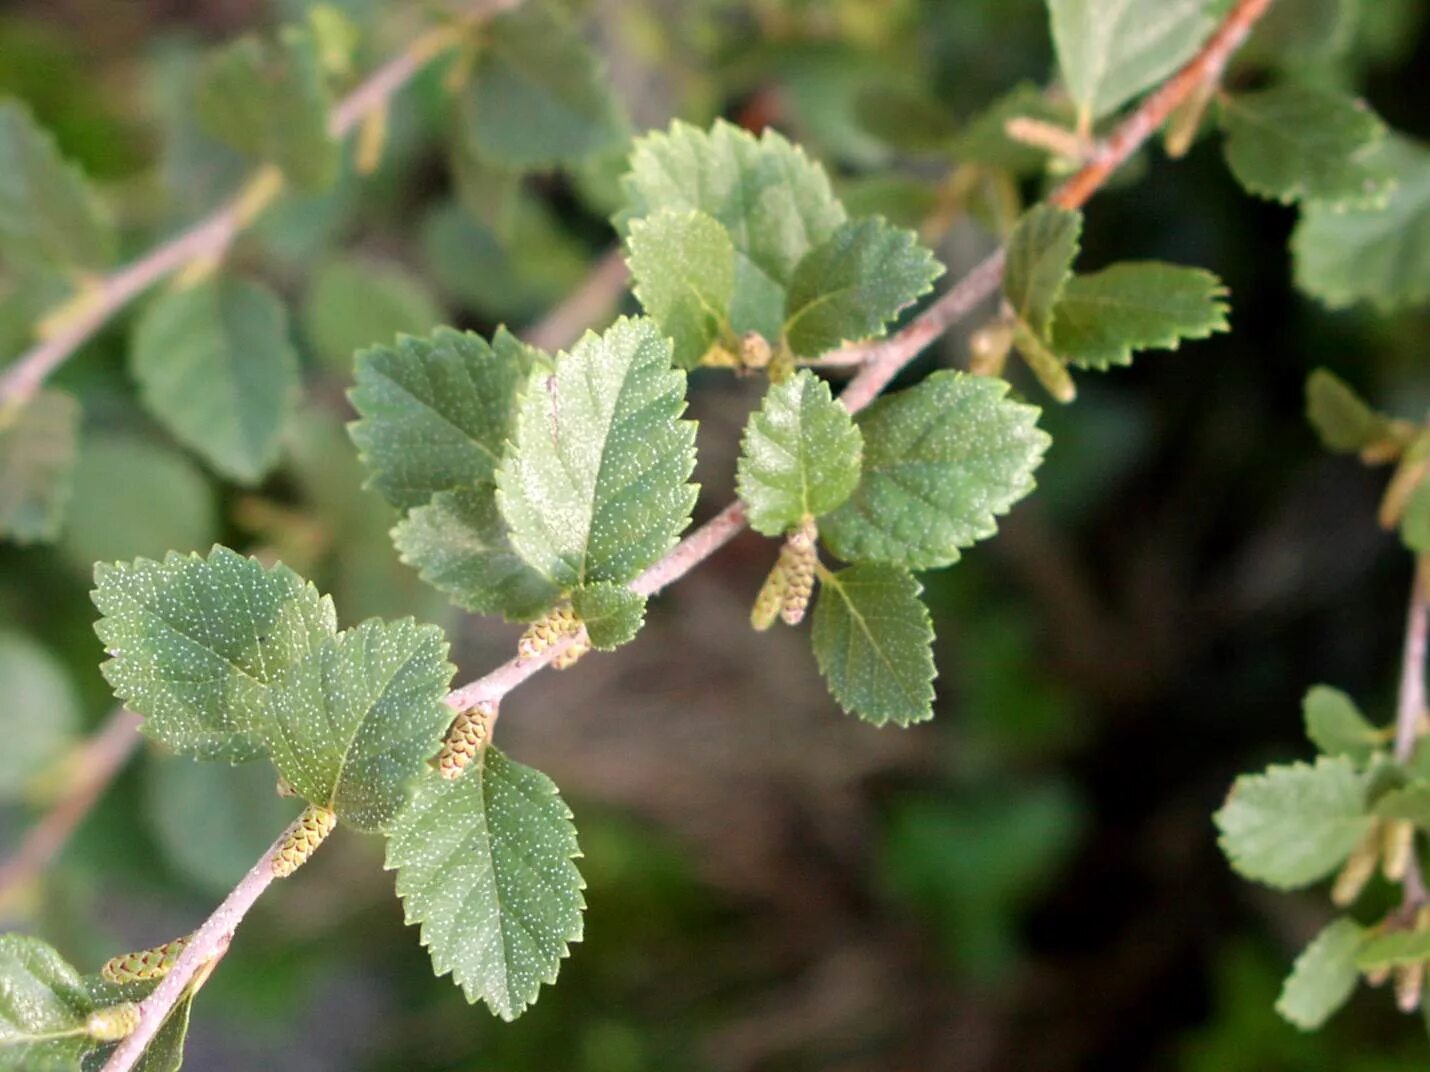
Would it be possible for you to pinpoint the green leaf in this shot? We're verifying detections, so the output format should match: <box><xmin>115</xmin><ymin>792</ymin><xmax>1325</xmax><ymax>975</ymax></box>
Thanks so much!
<box><xmin>1304</xmin><ymin>369</ymin><xmax>1392</xmax><ymax>453</ymax></box>
<box><xmin>1303</xmin><ymin>685</ymin><xmax>1381</xmax><ymax>762</ymax></box>
<box><xmin>625</xmin><ymin>208</ymin><xmax>735</xmax><ymax>369</ymax></box>
<box><xmin>459</xmin><ymin>0</ymin><xmax>627</xmax><ymax>169</ymax></box>
<box><xmin>1371</xmin><ymin>783</ymin><xmax>1430</xmax><ymax>827</ymax></box>
<box><xmin>92</xmin><ymin>546</ymin><xmax>337</xmax><ymax>761</ymax></box>
<box><xmin>131</xmin><ymin>276</ymin><xmax>299</xmax><ymax>486</ymax></box>
<box><xmin>497</xmin><ymin>317</ymin><xmax>698</xmax><ymax>588</ymax></box>
<box><xmin>736</xmin><ymin>370</ymin><xmax>863</xmax><ymax>536</ymax></box>
<box><xmin>783</xmin><ymin>217</ymin><xmax>942</xmax><ymax>357</ymax></box>
<box><xmin>0</xmin><ymin>388</ymin><xmax>78</xmax><ymax>545</ymax></box>
<box><xmin>262</xmin><ymin>618</ymin><xmax>454</xmax><ymax>832</ymax></box>
<box><xmin>1049</xmin><ymin>262</ymin><xmax>1230</xmax><ymax>369</ymax></box>
<box><xmin>811</xmin><ymin>564</ymin><xmax>936</xmax><ymax>727</ymax></box>
<box><xmin>145</xmin><ymin>757</ymin><xmax>300</xmax><ymax>894</ymax></box>
<box><xmin>821</xmin><ymin>371</ymin><xmax>1049</xmax><ymax>569</ymax></box>
<box><xmin>1004</xmin><ymin>204</ymin><xmax>1081</xmax><ymax>338</ymax></box>
<box><xmin>196</xmin><ymin>28</ymin><xmax>338</xmax><ymax>191</ymax></box>
<box><xmin>348</xmin><ymin>327</ymin><xmax>542</xmax><ymax>514</ymax></box>
<box><xmin>1047</xmin><ymin>0</ymin><xmax>1221</xmax><ymax>123</ymax></box>
<box><xmin>1276</xmin><ymin>918</ymin><xmax>1366</xmax><ymax>1030</ymax></box>
<box><xmin>570</xmin><ymin>583</ymin><xmax>646</xmax><ymax>651</ymax></box>
<box><xmin>0</xmin><ymin>934</ymin><xmax>95</xmax><ymax>1071</ymax></box>
<box><xmin>1293</xmin><ymin>137</ymin><xmax>1430</xmax><ymax>310</ymax></box>
<box><xmin>1213</xmin><ymin>756</ymin><xmax>1373</xmax><ymax>889</ymax></box>
<box><xmin>301</xmin><ymin>259</ymin><xmax>443</xmax><ymax>371</ymax></box>
<box><xmin>0</xmin><ymin>631</ymin><xmax>80</xmax><ymax>802</ymax></box>
<box><xmin>0</xmin><ymin>101</ymin><xmax>113</xmax><ymax>272</ymax></box>
<box><xmin>1219</xmin><ymin>83</ymin><xmax>1391</xmax><ymax>208</ymax></box>
<box><xmin>619</xmin><ymin>119</ymin><xmax>847</xmax><ymax>339</ymax></box>
<box><xmin>1355</xmin><ymin>928</ymin><xmax>1430</xmax><ymax>971</ymax></box>
<box><xmin>59</xmin><ymin>434</ymin><xmax>217</xmax><ymax>572</ymax></box>
<box><xmin>385</xmin><ymin>752</ymin><xmax>585</xmax><ymax>1021</ymax></box>
<box><xmin>392</xmin><ymin>484</ymin><xmax>560</xmax><ymax>622</ymax></box>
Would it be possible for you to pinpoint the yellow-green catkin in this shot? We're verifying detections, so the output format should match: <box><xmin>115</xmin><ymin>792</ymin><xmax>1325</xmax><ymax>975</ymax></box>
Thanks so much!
<box><xmin>273</xmin><ymin>804</ymin><xmax>338</xmax><ymax>878</ymax></box>
<box><xmin>437</xmin><ymin>701</ymin><xmax>496</xmax><ymax>779</ymax></box>
<box><xmin>1382</xmin><ymin>819</ymin><xmax>1416</xmax><ymax>881</ymax></box>
<box><xmin>518</xmin><ymin>605</ymin><xmax>581</xmax><ymax>659</ymax></box>
<box><xmin>101</xmin><ymin>936</ymin><xmax>190</xmax><ymax>984</ymax></box>
<box><xmin>551</xmin><ymin>636</ymin><xmax>591</xmax><ymax>670</ymax></box>
<box><xmin>778</xmin><ymin>518</ymin><xmax>818</xmax><ymax>626</ymax></box>
<box><xmin>750</xmin><ymin>561</ymin><xmax>789</xmax><ymax>631</ymax></box>
<box><xmin>1396</xmin><ymin>960</ymin><xmax>1426</xmax><ymax>1013</ymax></box>
<box><xmin>1331</xmin><ymin>822</ymin><xmax>1381</xmax><ymax>907</ymax></box>
<box><xmin>86</xmin><ymin>1002</ymin><xmax>140</xmax><ymax>1042</ymax></box>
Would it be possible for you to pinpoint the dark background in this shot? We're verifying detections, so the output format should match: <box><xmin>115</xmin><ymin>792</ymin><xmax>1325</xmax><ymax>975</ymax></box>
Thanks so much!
<box><xmin>2</xmin><ymin>1</ymin><xmax>1430</xmax><ymax>1068</ymax></box>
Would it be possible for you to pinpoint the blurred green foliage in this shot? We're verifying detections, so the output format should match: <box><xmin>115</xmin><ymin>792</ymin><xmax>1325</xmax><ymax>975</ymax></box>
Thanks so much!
<box><xmin>0</xmin><ymin>0</ymin><xmax>1428</xmax><ymax>1068</ymax></box>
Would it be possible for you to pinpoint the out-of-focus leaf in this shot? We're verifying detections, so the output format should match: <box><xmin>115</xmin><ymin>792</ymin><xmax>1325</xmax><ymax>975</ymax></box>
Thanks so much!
<box><xmin>145</xmin><ymin>756</ymin><xmax>299</xmax><ymax>893</ymax></box>
<box><xmin>59</xmin><ymin>435</ymin><xmax>217</xmax><ymax>572</ymax></box>
<box><xmin>1047</xmin><ymin>0</ymin><xmax>1222</xmax><ymax>123</ymax></box>
<box><xmin>196</xmin><ymin>28</ymin><xmax>338</xmax><ymax>191</ymax></box>
<box><xmin>0</xmin><ymin>101</ymin><xmax>113</xmax><ymax>272</ymax></box>
<box><xmin>952</xmin><ymin>82</ymin><xmax>1076</xmax><ymax>173</ymax></box>
<box><xmin>0</xmin><ymin>388</ymin><xmax>78</xmax><ymax>545</ymax></box>
<box><xmin>1219</xmin><ymin>83</ymin><xmax>1390</xmax><ymax>208</ymax></box>
<box><xmin>459</xmin><ymin>0</ymin><xmax>627</xmax><ymax>169</ymax></box>
<box><xmin>1293</xmin><ymin>137</ymin><xmax>1430</xmax><ymax>310</ymax></box>
<box><xmin>1304</xmin><ymin>368</ymin><xmax>1393</xmax><ymax>453</ymax></box>
<box><xmin>1275</xmin><ymin>917</ymin><xmax>1365</xmax><ymax>1030</ymax></box>
<box><xmin>421</xmin><ymin>199</ymin><xmax>589</xmax><ymax>322</ymax></box>
<box><xmin>301</xmin><ymin>259</ymin><xmax>442</xmax><ymax>371</ymax></box>
<box><xmin>1214</xmin><ymin>756</ymin><xmax>1373</xmax><ymax>889</ymax></box>
<box><xmin>881</xmin><ymin>784</ymin><xmax>1082</xmax><ymax>979</ymax></box>
<box><xmin>0</xmin><ymin>631</ymin><xmax>80</xmax><ymax>801</ymax></box>
<box><xmin>130</xmin><ymin>277</ymin><xmax>299</xmax><ymax>486</ymax></box>
<box><xmin>1004</xmin><ymin>204</ymin><xmax>1080</xmax><ymax>338</ymax></box>
<box><xmin>1302</xmin><ymin>684</ymin><xmax>1380</xmax><ymax>762</ymax></box>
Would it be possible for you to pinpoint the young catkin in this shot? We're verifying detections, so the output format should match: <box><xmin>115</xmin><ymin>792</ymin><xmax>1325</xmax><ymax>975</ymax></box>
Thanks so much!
<box><xmin>101</xmin><ymin>935</ymin><xmax>191</xmax><ymax>984</ymax></box>
<box><xmin>437</xmin><ymin>701</ymin><xmax>497</xmax><ymax>779</ymax></box>
<box><xmin>778</xmin><ymin>518</ymin><xmax>818</xmax><ymax>626</ymax></box>
<box><xmin>1396</xmin><ymin>961</ymin><xmax>1425</xmax><ymax>1013</ymax></box>
<box><xmin>551</xmin><ymin>636</ymin><xmax>591</xmax><ymax>669</ymax></box>
<box><xmin>273</xmin><ymin>804</ymin><xmax>338</xmax><ymax>878</ymax></box>
<box><xmin>1331</xmin><ymin>822</ymin><xmax>1381</xmax><ymax>907</ymax></box>
<box><xmin>750</xmin><ymin>561</ymin><xmax>789</xmax><ymax>632</ymax></box>
<box><xmin>518</xmin><ymin>604</ymin><xmax>582</xmax><ymax>659</ymax></box>
<box><xmin>86</xmin><ymin>1002</ymin><xmax>141</xmax><ymax>1042</ymax></box>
